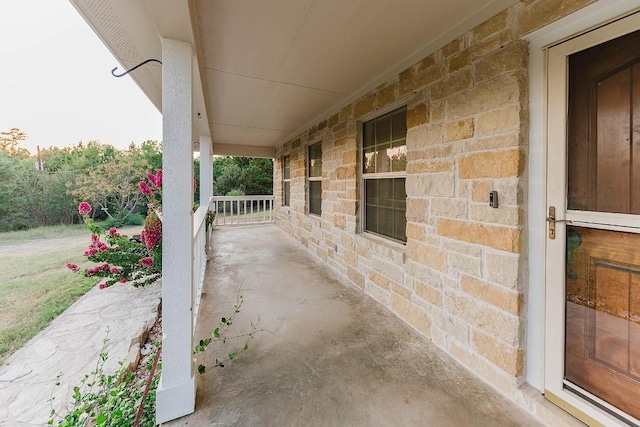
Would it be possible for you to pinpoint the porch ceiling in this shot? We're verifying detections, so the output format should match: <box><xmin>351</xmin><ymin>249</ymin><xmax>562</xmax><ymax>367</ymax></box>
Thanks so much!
<box><xmin>69</xmin><ymin>0</ymin><xmax>519</xmax><ymax>157</ymax></box>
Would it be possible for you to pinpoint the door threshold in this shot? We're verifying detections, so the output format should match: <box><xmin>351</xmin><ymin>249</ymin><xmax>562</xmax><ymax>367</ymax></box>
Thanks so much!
<box><xmin>546</xmin><ymin>386</ymin><xmax>640</xmax><ymax>427</ymax></box>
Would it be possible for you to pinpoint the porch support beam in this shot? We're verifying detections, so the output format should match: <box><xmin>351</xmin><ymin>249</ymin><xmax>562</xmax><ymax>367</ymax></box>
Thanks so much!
<box><xmin>199</xmin><ymin>136</ymin><xmax>213</xmax><ymax>208</ymax></box>
<box><xmin>156</xmin><ymin>37</ymin><xmax>195</xmax><ymax>424</ymax></box>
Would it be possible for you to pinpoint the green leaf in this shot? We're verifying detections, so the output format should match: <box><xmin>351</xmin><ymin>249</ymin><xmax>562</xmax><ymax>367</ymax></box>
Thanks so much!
<box><xmin>96</xmin><ymin>413</ymin><xmax>107</xmax><ymax>425</ymax></box>
<box><xmin>213</xmin><ymin>327</ymin><xmax>220</xmax><ymax>338</ymax></box>
<box><xmin>198</xmin><ymin>364</ymin><xmax>206</xmax><ymax>374</ymax></box>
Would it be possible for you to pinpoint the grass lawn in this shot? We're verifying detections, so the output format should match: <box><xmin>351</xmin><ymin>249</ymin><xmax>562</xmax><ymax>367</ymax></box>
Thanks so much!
<box><xmin>0</xmin><ymin>224</ymin><xmax>140</xmax><ymax>365</ymax></box>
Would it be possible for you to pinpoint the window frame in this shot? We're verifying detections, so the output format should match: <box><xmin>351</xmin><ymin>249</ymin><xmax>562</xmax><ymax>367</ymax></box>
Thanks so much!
<box><xmin>283</xmin><ymin>154</ymin><xmax>291</xmax><ymax>207</ymax></box>
<box><xmin>307</xmin><ymin>141</ymin><xmax>322</xmax><ymax>216</ymax></box>
<box><xmin>360</xmin><ymin>105</ymin><xmax>407</xmax><ymax>244</ymax></box>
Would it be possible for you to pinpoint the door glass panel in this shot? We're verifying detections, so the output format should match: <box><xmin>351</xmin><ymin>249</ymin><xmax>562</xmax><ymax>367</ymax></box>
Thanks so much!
<box><xmin>565</xmin><ymin>226</ymin><xmax>640</xmax><ymax>420</ymax></box>
<box><xmin>568</xmin><ymin>30</ymin><xmax>640</xmax><ymax>214</ymax></box>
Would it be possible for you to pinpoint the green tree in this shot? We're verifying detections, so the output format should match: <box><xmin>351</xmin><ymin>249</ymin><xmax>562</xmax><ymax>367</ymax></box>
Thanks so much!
<box><xmin>68</xmin><ymin>149</ymin><xmax>151</xmax><ymax>221</ymax></box>
<box><xmin>212</xmin><ymin>156</ymin><xmax>273</xmax><ymax>196</ymax></box>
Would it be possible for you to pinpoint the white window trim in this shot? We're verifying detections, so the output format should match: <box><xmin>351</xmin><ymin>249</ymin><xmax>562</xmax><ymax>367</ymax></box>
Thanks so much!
<box><xmin>359</xmin><ymin>106</ymin><xmax>408</xmax><ymax>243</ymax></box>
<box><xmin>307</xmin><ymin>141</ymin><xmax>322</xmax><ymax>216</ymax></box>
<box><xmin>283</xmin><ymin>154</ymin><xmax>291</xmax><ymax>208</ymax></box>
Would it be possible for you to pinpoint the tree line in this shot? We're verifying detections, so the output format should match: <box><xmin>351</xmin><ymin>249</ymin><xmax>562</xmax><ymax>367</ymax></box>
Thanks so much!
<box><xmin>0</xmin><ymin>128</ymin><xmax>273</xmax><ymax>232</ymax></box>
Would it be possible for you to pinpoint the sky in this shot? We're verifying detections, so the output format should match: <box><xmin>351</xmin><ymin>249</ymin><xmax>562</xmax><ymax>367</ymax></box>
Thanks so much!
<box><xmin>0</xmin><ymin>0</ymin><xmax>162</xmax><ymax>155</ymax></box>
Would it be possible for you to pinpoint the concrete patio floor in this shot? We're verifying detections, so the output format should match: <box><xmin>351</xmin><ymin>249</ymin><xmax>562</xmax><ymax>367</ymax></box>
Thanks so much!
<box><xmin>166</xmin><ymin>224</ymin><xmax>563</xmax><ymax>426</ymax></box>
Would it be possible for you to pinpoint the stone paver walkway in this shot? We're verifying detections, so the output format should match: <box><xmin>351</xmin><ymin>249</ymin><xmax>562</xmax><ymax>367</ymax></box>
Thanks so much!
<box><xmin>0</xmin><ymin>282</ymin><xmax>161</xmax><ymax>426</ymax></box>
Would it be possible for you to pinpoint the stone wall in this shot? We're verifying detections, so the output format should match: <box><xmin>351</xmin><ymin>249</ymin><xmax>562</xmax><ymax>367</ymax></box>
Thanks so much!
<box><xmin>274</xmin><ymin>0</ymin><xmax>595</xmax><ymax>400</ymax></box>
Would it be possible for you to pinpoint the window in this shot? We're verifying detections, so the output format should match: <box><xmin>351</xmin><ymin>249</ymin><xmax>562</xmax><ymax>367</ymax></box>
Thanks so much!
<box><xmin>308</xmin><ymin>142</ymin><xmax>322</xmax><ymax>216</ymax></box>
<box><xmin>283</xmin><ymin>155</ymin><xmax>290</xmax><ymax>207</ymax></box>
<box><xmin>362</xmin><ymin>107</ymin><xmax>407</xmax><ymax>242</ymax></box>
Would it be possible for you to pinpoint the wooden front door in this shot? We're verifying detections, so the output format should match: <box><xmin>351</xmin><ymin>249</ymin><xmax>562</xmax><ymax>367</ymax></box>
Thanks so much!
<box><xmin>550</xmin><ymin>28</ymin><xmax>640</xmax><ymax>423</ymax></box>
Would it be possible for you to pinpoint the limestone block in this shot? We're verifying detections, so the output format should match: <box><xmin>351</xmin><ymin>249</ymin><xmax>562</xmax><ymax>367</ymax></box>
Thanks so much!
<box><xmin>474</xmin><ymin>41</ymin><xmax>528</xmax><ymax>83</ymax></box>
<box><xmin>355</xmin><ymin>243</ymin><xmax>371</xmax><ymax>259</ymax></box>
<box><xmin>407</xmin><ymin>103</ymin><xmax>428</xmax><ymax>128</ymax></box>
<box><xmin>391</xmin><ymin>293</ymin><xmax>431</xmax><ymax>337</ymax></box>
<box><xmin>365</xmin><ymin>282</ymin><xmax>391</xmax><ymax>306</ymax></box>
<box><xmin>328</xmin><ymin>112</ymin><xmax>339</xmax><ymax>128</ymax></box>
<box><xmin>472</xmin><ymin>10</ymin><xmax>508</xmax><ymax>43</ymax></box>
<box><xmin>458</xmin><ymin>149</ymin><xmax>522</xmax><ymax>179</ymax></box>
<box><xmin>442</xmin><ymin>38</ymin><xmax>464</xmax><ymax>58</ymax></box>
<box><xmin>448</xmin><ymin>252</ymin><xmax>481</xmax><ymax>276</ymax></box>
<box><xmin>470</xmin><ymin>205</ymin><xmax>521</xmax><ymax>226</ymax></box>
<box><xmin>406</xmin><ymin>173</ymin><xmax>455</xmax><ymax>198</ymax></box>
<box><xmin>406</xmin><ymin>222</ymin><xmax>426</xmax><ymax>241</ymax></box>
<box><xmin>475</xmin><ymin>105</ymin><xmax>520</xmax><ymax>137</ymax></box>
<box><xmin>340</xmin><ymin>104</ymin><xmax>353</xmax><ymax>123</ymax></box>
<box><xmin>369</xmin><ymin>270</ymin><xmax>391</xmax><ymax>290</ymax></box>
<box><xmin>472</xmin><ymin>331</ymin><xmax>524</xmax><ymax>376</ymax></box>
<box><xmin>450</xmin><ymin>343</ymin><xmax>520</xmax><ymax>394</ymax></box>
<box><xmin>341</xmin><ymin>150</ymin><xmax>357</xmax><ymax>165</ymax></box>
<box><xmin>442</xmin><ymin>239</ymin><xmax>482</xmax><ymax>257</ymax></box>
<box><xmin>406</xmin><ymin>198</ymin><xmax>428</xmax><ymax>222</ymax></box>
<box><xmin>347</xmin><ymin>266</ymin><xmax>365</xmax><ymax>289</ymax></box>
<box><xmin>431</xmin><ymin>69</ymin><xmax>473</xmax><ymax>100</ymax></box>
<box><xmin>515</xmin><ymin>0</ymin><xmax>596</xmax><ymax>38</ymax></box>
<box><xmin>415</xmin><ymin>280</ymin><xmax>443</xmax><ymax>307</ymax></box>
<box><xmin>429</xmin><ymin>197</ymin><xmax>468</xmax><ymax>219</ymax></box>
<box><xmin>445</xmin><ymin>290</ymin><xmax>520</xmax><ymax>345</ymax></box>
<box><xmin>354</xmin><ymin>94</ymin><xmax>375</xmax><ymax>118</ymax></box>
<box><xmin>376</xmin><ymin>82</ymin><xmax>398</xmax><ymax>108</ymax></box>
<box><xmin>344</xmin><ymin>249</ymin><xmax>358</xmax><ymax>267</ymax></box>
<box><xmin>444</xmin><ymin>118</ymin><xmax>474</xmax><ymax>142</ymax></box>
<box><xmin>405</xmin><ymin>259</ymin><xmax>443</xmax><ymax>288</ymax></box>
<box><xmin>407</xmin><ymin>124</ymin><xmax>443</xmax><ymax>149</ymax></box>
<box><xmin>407</xmin><ymin>159</ymin><xmax>455</xmax><ymax>174</ymax></box>
<box><xmin>406</xmin><ymin>240</ymin><xmax>447</xmax><ymax>272</ymax></box>
<box><xmin>484</xmin><ymin>252</ymin><xmax>520</xmax><ymax>290</ymax></box>
<box><xmin>392</xmin><ymin>282</ymin><xmax>412</xmax><ymax>300</ymax></box>
<box><xmin>448</xmin><ymin>49</ymin><xmax>471</xmax><ymax>73</ymax></box>
<box><xmin>437</xmin><ymin>218</ymin><xmax>521</xmax><ymax>253</ymax></box>
<box><xmin>430</xmin><ymin>101</ymin><xmax>446</xmax><ymax>122</ymax></box>
<box><xmin>447</xmin><ymin>74</ymin><xmax>523</xmax><ymax>120</ymax></box>
<box><xmin>465</xmin><ymin>134</ymin><xmax>520</xmax><ymax>152</ymax></box>
<box><xmin>460</xmin><ymin>274</ymin><xmax>521</xmax><ymax>316</ymax></box>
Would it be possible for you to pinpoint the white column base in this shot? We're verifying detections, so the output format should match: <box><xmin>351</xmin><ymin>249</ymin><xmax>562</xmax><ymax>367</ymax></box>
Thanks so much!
<box><xmin>156</xmin><ymin>374</ymin><xmax>196</xmax><ymax>424</ymax></box>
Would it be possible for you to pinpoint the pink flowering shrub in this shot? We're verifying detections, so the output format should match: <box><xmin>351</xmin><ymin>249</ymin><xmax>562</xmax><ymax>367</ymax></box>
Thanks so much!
<box><xmin>68</xmin><ymin>170</ymin><xmax>163</xmax><ymax>288</ymax></box>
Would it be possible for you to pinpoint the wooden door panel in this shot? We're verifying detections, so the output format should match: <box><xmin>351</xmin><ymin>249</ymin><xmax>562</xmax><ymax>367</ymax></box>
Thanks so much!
<box><xmin>569</xmin><ymin>29</ymin><xmax>640</xmax><ymax>214</ymax></box>
<box><xmin>565</xmin><ymin>226</ymin><xmax>640</xmax><ymax>419</ymax></box>
<box><xmin>596</xmin><ymin>69</ymin><xmax>631</xmax><ymax>213</ymax></box>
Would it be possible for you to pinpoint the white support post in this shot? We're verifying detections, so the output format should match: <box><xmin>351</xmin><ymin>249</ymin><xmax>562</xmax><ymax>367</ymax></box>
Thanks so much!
<box><xmin>199</xmin><ymin>136</ymin><xmax>212</xmax><ymax>209</ymax></box>
<box><xmin>156</xmin><ymin>38</ymin><xmax>195</xmax><ymax>424</ymax></box>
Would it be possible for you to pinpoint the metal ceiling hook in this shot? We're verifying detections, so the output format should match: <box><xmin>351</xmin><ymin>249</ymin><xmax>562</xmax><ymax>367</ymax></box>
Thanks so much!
<box><xmin>111</xmin><ymin>59</ymin><xmax>162</xmax><ymax>78</ymax></box>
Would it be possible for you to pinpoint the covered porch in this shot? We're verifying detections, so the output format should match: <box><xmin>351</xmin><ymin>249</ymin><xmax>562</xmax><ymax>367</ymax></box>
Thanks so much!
<box><xmin>167</xmin><ymin>224</ymin><xmax>546</xmax><ymax>426</ymax></box>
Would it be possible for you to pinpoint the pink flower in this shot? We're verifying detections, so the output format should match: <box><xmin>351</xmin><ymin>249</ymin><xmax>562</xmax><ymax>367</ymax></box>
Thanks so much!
<box><xmin>119</xmin><ymin>277</ymin><xmax>127</xmax><ymax>283</ymax></box>
<box><xmin>110</xmin><ymin>267</ymin><xmax>120</xmax><ymax>274</ymax></box>
<box><xmin>66</xmin><ymin>262</ymin><xmax>80</xmax><ymax>272</ymax></box>
<box><xmin>99</xmin><ymin>283</ymin><xmax>107</xmax><ymax>290</ymax></box>
<box><xmin>140</xmin><ymin>257</ymin><xmax>154</xmax><ymax>267</ymax></box>
<box><xmin>78</xmin><ymin>202</ymin><xmax>92</xmax><ymax>215</ymax></box>
<box><xmin>108</xmin><ymin>227</ymin><xmax>118</xmax><ymax>236</ymax></box>
<box><xmin>139</xmin><ymin>181</ymin><xmax>153</xmax><ymax>196</ymax></box>
<box><xmin>147</xmin><ymin>173</ymin><xmax>157</xmax><ymax>188</ymax></box>
<box><xmin>85</xmin><ymin>248</ymin><xmax>98</xmax><ymax>256</ymax></box>
<box><xmin>91</xmin><ymin>234</ymin><xmax>99</xmax><ymax>243</ymax></box>
<box><xmin>155</xmin><ymin>169</ymin><xmax>162</xmax><ymax>188</ymax></box>
<box><xmin>100</xmin><ymin>263</ymin><xmax>110</xmax><ymax>271</ymax></box>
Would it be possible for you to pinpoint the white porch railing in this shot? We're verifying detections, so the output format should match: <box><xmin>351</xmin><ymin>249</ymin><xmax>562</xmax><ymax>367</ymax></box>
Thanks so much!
<box><xmin>192</xmin><ymin>202</ymin><xmax>210</xmax><ymax>335</ymax></box>
<box><xmin>211</xmin><ymin>195</ymin><xmax>274</xmax><ymax>226</ymax></box>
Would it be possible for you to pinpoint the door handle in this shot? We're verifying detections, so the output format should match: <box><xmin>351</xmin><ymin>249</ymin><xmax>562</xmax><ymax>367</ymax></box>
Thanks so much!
<box><xmin>546</xmin><ymin>206</ymin><xmax>571</xmax><ymax>240</ymax></box>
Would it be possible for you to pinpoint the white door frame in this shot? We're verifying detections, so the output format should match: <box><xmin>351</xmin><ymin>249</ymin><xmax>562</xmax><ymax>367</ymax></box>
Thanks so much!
<box><xmin>526</xmin><ymin>2</ymin><xmax>640</xmax><ymax>426</ymax></box>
